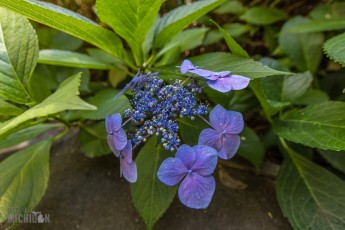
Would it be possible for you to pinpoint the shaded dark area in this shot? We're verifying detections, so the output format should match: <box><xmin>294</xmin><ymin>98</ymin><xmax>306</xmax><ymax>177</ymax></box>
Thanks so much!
<box><xmin>21</xmin><ymin>130</ymin><xmax>290</xmax><ymax>230</ymax></box>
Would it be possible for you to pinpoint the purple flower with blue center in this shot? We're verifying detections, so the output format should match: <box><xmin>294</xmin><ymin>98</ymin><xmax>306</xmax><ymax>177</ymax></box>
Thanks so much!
<box><xmin>106</xmin><ymin>114</ymin><xmax>127</xmax><ymax>152</ymax></box>
<box><xmin>157</xmin><ymin>144</ymin><xmax>218</xmax><ymax>209</ymax></box>
<box><xmin>198</xmin><ymin>105</ymin><xmax>244</xmax><ymax>160</ymax></box>
<box><xmin>179</xmin><ymin>60</ymin><xmax>250</xmax><ymax>93</ymax></box>
<box><xmin>115</xmin><ymin>141</ymin><xmax>137</xmax><ymax>183</ymax></box>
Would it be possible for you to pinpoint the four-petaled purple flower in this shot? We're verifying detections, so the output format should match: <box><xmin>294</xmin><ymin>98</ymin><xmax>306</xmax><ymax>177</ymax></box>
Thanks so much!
<box><xmin>115</xmin><ymin>141</ymin><xmax>137</xmax><ymax>183</ymax></box>
<box><xmin>106</xmin><ymin>114</ymin><xmax>127</xmax><ymax>152</ymax></box>
<box><xmin>157</xmin><ymin>144</ymin><xmax>218</xmax><ymax>209</ymax></box>
<box><xmin>198</xmin><ymin>105</ymin><xmax>244</xmax><ymax>160</ymax></box>
<box><xmin>179</xmin><ymin>59</ymin><xmax>250</xmax><ymax>93</ymax></box>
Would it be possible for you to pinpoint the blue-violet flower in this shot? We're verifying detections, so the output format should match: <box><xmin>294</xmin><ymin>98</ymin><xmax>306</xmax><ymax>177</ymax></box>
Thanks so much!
<box><xmin>116</xmin><ymin>141</ymin><xmax>137</xmax><ymax>183</ymax></box>
<box><xmin>179</xmin><ymin>59</ymin><xmax>250</xmax><ymax>93</ymax></box>
<box><xmin>198</xmin><ymin>105</ymin><xmax>244</xmax><ymax>160</ymax></box>
<box><xmin>106</xmin><ymin>114</ymin><xmax>127</xmax><ymax>152</ymax></box>
<box><xmin>157</xmin><ymin>144</ymin><xmax>217</xmax><ymax>209</ymax></box>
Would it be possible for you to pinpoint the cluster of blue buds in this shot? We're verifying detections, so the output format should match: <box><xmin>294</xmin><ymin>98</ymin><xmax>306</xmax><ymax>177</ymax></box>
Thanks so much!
<box><xmin>106</xmin><ymin>60</ymin><xmax>250</xmax><ymax>209</ymax></box>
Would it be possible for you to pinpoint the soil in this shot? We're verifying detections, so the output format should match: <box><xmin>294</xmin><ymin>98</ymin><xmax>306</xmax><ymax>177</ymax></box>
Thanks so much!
<box><xmin>18</xmin><ymin>129</ymin><xmax>291</xmax><ymax>230</ymax></box>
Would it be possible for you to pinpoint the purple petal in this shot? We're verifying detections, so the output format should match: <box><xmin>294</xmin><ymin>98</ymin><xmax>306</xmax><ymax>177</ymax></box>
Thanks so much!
<box><xmin>105</xmin><ymin>114</ymin><xmax>122</xmax><ymax>133</ymax></box>
<box><xmin>209</xmin><ymin>105</ymin><xmax>231</xmax><ymax>132</ymax></box>
<box><xmin>178</xmin><ymin>174</ymin><xmax>215</xmax><ymax>209</ymax></box>
<box><xmin>180</xmin><ymin>60</ymin><xmax>195</xmax><ymax>74</ymax></box>
<box><xmin>113</xmin><ymin>128</ymin><xmax>127</xmax><ymax>150</ymax></box>
<box><xmin>189</xmin><ymin>69</ymin><xmax>218</xmax><ymax>79</ymax></box>
<box><xmin>217</xmin><ymin>134</ymin><xmax>241</xmax><ymax>160</ymax></box>
<box><xmin>107</xmin><ymin>134</ymin><xmax>120</xmax><ymax>157</ymax></box>
<box><xmin>198</xmin><ymin>128</ymin><xmax>221</xmax><ymax>148</ymax></box>
<box><xmin>226</xmin><ymin>75</ymin><xmax>250</xmax><ymax>90</ymax></box>
<box><xmin>121</xmin><ymin>141</ymin><xmax>133</xmax><ymax>163</ymax></box>
<box><xmin>191</xmin><ymin>145</ymin><xmax>218</xmax><ymax>176</ymax></box>
<box><xmin>120</xmin><ymin>160</ymin><xmax>137</xmax><ymax>183</ymax></box>
<box><xmin>224</xmin><ymin>111</ymin><xmax>244</xmax><ymax>134</ymax></box>
<box><xmin>207</xmin><ymin>78</ymin><xmax>233</xmax><ymax>93</ymax></box>
<box><xmin>175</xmin><ymin>144</ymin><xmax>196</xmax><ymax>169</ymax></box>
<box><xmin>157</xmin><ymin>157</ymin><xmax>187</xmax><ymax>186</ymax></box>
<box><xmin>207</xmin><ymin>75</ymin><xmax>250</xmax><ymax>93</ymax></box>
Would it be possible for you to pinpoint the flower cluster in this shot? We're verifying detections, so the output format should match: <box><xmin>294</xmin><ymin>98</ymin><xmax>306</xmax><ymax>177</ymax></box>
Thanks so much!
<box><xmin>106</xmin><ymin>59</ymin><xmax>249</xmax><ymax>209</ymax></box>
<box><xmin>124</xmin><ymin>73</ymin><xmax>208</xmax><ymax>151</ymax></box>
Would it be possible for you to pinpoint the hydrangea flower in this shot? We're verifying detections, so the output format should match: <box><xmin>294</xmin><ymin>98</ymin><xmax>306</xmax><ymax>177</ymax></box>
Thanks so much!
<box><xmin>115</xmin><ymin>141</ymin><xmax>137</xmax><ymax>183</ymax></box>
<box><xmin>106</xmin><ymin>114</ymin><xmax>127</xmax><ymax>152</ymax></box>
<box><xmin>198</xmin><ymin>105</ymin><xmax>244</xmax><ymax>160</ymax></box>
<box><xmin>124</xmin><ymin>73</ymin><xmax>207</xmax><ymax>150</ymax></box>
<box><xmin>157</xmin><ymin>144</ymin><xmax>218</xmax><ymax>209</ymax></box>
<box><xmin>179</xmin><ymin>59</ymin><xmax>250</xmax><ymax>93</ymax></box>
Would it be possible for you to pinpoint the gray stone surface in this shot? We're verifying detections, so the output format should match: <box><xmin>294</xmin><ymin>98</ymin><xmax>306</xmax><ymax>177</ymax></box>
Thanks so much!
<box><xmin>20</xmin><ymin>129</ymin><xmax>291</xmax><ymax>230</ymax></box>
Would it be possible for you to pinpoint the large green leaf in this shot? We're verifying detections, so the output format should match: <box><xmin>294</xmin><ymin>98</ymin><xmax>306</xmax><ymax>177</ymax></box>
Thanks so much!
<box><xmin>79</xmin><ymin>121</ymin><xmax>110</xmax><ymax>158</ymax></box>
<box><xmin>0</xmin><ymin>139</ymin><xmax>52</xmax><ymax>223</ymax></box>
<box><xmin>159</xmin><ymin>52</ymin><xmax>290</xmax><ymax>81</ymax></box>
<box><xmin>154</xmin><ymin>0</ymin><xmax>225</xmax><ymax>48</ymax></box>
<box><xmin>274</xmin><ymin>101</ymin><xmax>345</xmax><ymax>151</ymax></box>
<box><xmin>281</xmin><ymin>71</ymin><xmax>313</xmax><ymax>101</ymax></box>
<box><xmin>285</xmin><ymin>19</ymin><xmax>345</xmax><ymax>33</ymax></box>
<box><xmin>324</xmin><ymin>32</ymin><xmax>345</xmax><ymax>66</ymax></box>
<box><xmin>0</xmin><ymin>73</ymin><xmax>96</xmax><ymax>137</ymax></box>
<box><xmin>277</xmin><ymin>142</ymin><xmax>345</xmax><ymax>230</ymax></box>
<box><xmin>279</xmin><ymin>17</ymin><xmax>324</xmax><ymax>73</ymax></box>
<box><xmin>0</xmin><ymin>8</ymin><xmax>37</xmax><ymax>104</ymax></box>
<box><xmin>237</xmin><ymin>127</ymin><xmax>265</xmax><ymax>168</ymax></box>
<box><xmin>38</xmin><ymin>50</ymin><xmax>114</xmax><ymax>70</ymax></box>
<box><xmin>318</xmin><ymin>149</ymin><xmax>345</xmax><ymax>174</ymax></box>
<box><xmin>96</xmin><ymin>0</ymin><xmax>164</xmax><ymax>65</ymax></box>
<box><xmin>0</xmin><ymin>99</ymin><xmax>24</xmax><ymax>116</ymax></box>
<box><xmin>240</xmin><ymin>7</ymin><xmax>287</xmax><ymax>26</ymax></box>
<box><xmin>0</xmin><ymin>123</ymin><xmax>59</xmax><ymax>149</ymax></box>
<box><xmin>79</xmin><ymin>89</ymin><xmax>131</xmax><ymax>120</ymax></box>
<box><xmin>131</xmin><ymin>136</ymin><xmax>177</xmax><ymax>230</ymax></box>
<box><xmin>0</xmin><ymin>0</ymin><xmax>124</xmax><ymax>62</ymax></box>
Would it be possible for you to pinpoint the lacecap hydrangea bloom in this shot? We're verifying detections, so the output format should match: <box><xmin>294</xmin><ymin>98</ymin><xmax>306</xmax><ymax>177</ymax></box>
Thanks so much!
<box><xmin>106</xmin><ymin>59</ymin><xmax>249</xmax><ymax>208</ymax></box>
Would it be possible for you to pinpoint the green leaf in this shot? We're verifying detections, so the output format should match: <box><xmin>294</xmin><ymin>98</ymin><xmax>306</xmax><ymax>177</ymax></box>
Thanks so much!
<box><xmin>179</xmin><ymin>117</ymin><xmax>208</xmax><ymax>146</ymax></box>
<box><xmin>240</xmin><ymin>7</ymin><xmax>287</xmax><ymax>26</ymax></box>
<box><xmin>279</xmin><ymin>17</ymin><xmax>324</xmax><ymax>73</ymax></box>
<box><xmin>318</xmin><ymin>149</ymin><xmax>345</xmax><ymax>174</ymax></box>
<box><xmin>285</xmin><ymin>19</ymin><xmax>345</xmax><ymax>33</ymax></box>
<box><xmin>237</xmin><ymin>127</ymin><xmax>265</xmax><ymax>168</ymax></box>
<box><xmin>0</xmin><ymin>99</ymin><xmax>24</xmax><ymax>116</ymax></box>
<box><xmin>36</xmin><ymin>27</ymin><xmax>83</xmax><ymax>51</ymax></box>
<box><xmin>80</xmin><ymin>89</ymin><xmax>131</xmax><ymax>120</ymax></box>
<box><xmin>156</xmin><ymin>28</ymin><xmax>209</xmax><ymax>60</ymax></box>
<box><xmin>154</xmin><ymin>0</ymin><xmax>225</xmax><ymax>48</ymax></box>
<box><xmin>0</xmin><ymin>73</ymin><xmax>96</xmax><ymax>137</ymax></box>
<box><xmin>276</xmin><ymin>142</ymin><xmax>345</xmax><ymax>230</ymax></box>
<box><xmin>214</xmin><ymin>0</ymin><xmax>245</xmax><ymax>15</ymax></box>
<box><xmin>159</xmin><ymin>52</ymin><xmax>290</xmax><ymax>81</ymax></box>
<box><xmin>96</xmin><ymin>0</ymin><xmax>164</xmax><ymax>65</ymax></box>
<box><xmin>131</xmin><ymin>136</ymin><xmax>177</xmax><ymax>229</ymax></box>
<box><xmin>0</xmin><ymin>123</ymin><xmax>59</xmax><ymax>149</ymax></box>
<box><xmin>211</xmin><ymin>20</ymin><xmax>249</xmax><ymax>58</ymax></box>
<box><xmin>38</xmin><ymin>50</ymin><xmax>114</xmax><ymax>70</ymax></box>
<box><xmin>324</xmin><ymin>32</ymin><xmax>345</xmax><ymax>66</ymax></box>
<box><xmin>0</xmin><ymin>139</ymin><xmax>52</xmax><ymax>223</ymax></box>
<box><xmin>293</xmin><ymin>89</ymin><xmax>329</xmax><ymax>106</ymax></box>
<box><xmin>281</xmin><ymin>71</ymin><xmax>313</xmax><ymax>101</ymax></box>
<box><xmin>79</xmin><ymin>121</ymin><xmax>110</xmax><ymax>158</ymax></box>
<box><xmin>0</xmin><ymin>8</ymin><xmax>38</xmax><ymax>104</ymax></box>
<box><xmin>0</xmin><ymin>0</ymin><xmax>124</xmax><ymax>61</ymax></box>
<box><xmin>274</xmin><ymin>101</ymin><xmax>345</xmax><ymax>151</ymax></box>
